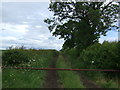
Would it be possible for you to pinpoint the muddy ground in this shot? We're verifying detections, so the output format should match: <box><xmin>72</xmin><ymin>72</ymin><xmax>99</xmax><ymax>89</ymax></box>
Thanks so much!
<box><xmin>43</xmin><ymin>54</ymin><xmax>60</xmax><ymax>88</ymax></box>
<box><xmin>43</xmin><ymin>53</ymin><xmax>101</xmax><ymax>88</ymax></box>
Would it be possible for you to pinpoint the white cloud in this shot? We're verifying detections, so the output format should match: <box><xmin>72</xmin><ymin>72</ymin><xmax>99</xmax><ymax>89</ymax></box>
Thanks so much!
<box><xmin>1</xmin><ymin>36</ymin><xmax>17</xmax><ymax>41</ymax></box>
<box><xmin>35</xmin><ymin>25</ymin><xmax>42</xmax><ymax>28</ymax></box>
<box><xmin>2</xmin><ymin>23</ymin><xmax>28</xmax><ymax>33</ymax></box>
<box><xmin>1</xmin><ymin>2</ymin><xmax>118</xmax><ymax>50</ymax></box>
<box><xmin>1</xmin><ymin>2</ymin><xmax>64</xmax><ymax>50</ymax></box>
<box><xmin>2</xmin><ymin>0</ymin><xmax>51</xmax><ymax>2</ymax></box>
<box><xmin>1</xmin><ymin>23</ymin><xmax>29</xmax><ymax>39</ymax></box>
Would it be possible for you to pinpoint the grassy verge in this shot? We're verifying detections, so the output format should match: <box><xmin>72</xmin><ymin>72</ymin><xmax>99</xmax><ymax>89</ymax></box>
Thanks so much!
<box><xmin>2</xmin><ymin>50</ymin><xmax>56</xmax><ymax>88</ymax></box>
<box><xmin>0</xmin><ymin>68</ymin><xmax>1</xmax><ymax>89</ymax></box>
<box><xmin>67</xmin><ymin>54</ymin><xmax>120</xmax><ymax>88</ymax></box>
<box><xmin>62</xmin><ymin>53</ymin><xmax>120</xmax><ymax>88</ymax></box>
<box><xmin>0</xmin><ymin>50</ymin><xmax>2</xmax><ymax>89</ymax></box>
<box><xmin>95</xmin><ymin>74</ymin><xmax>120</xmax><ymax>88</ymax></box>
<box><xmin>56</xmin><ymin>55</ymin><xmax>85</xmax><ymax>88</ymax></box>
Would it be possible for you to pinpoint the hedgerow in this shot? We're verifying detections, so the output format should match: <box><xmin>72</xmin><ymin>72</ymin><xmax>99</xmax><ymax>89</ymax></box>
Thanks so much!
<box><xmin>2</xmin><ymin>50</ymin><xmax>29</xmax><ymax>66</ymax></box>
<box><xmin>63</xmin><ymin>41</ymin><xmax>120</xmax><ymax>78</ymax></box>
<box><xmin>79</xmin><ymin>41</ymin><xmax>119</xmax><ymax>70</ymax></box>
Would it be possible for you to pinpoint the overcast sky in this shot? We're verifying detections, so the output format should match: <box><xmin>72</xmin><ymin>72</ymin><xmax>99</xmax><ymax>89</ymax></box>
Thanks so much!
<box><xmin>0</xmin><ymin>2</ymin><xmax>118</xmax><ymax>50</ymax></box>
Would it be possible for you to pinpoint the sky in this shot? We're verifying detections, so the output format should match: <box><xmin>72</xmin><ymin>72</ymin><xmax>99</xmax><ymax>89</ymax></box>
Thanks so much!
<box><xmin>0</xmin><ymin>2</ymin><xmax>119</xmax><ymax>50</ymax></box>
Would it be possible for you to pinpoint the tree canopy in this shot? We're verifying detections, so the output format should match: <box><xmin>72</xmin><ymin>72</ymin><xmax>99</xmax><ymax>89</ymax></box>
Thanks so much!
<box><xmin>44</xmin><ymin>2</ymin><xmax>119</xmax><ymax>53</ymax></box>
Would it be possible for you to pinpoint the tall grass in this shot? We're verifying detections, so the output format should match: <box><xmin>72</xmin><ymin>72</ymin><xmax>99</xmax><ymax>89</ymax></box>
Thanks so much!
<box><xmin>0</xmin><ymin>67</ymin><xmax>1</xmax><ymax>89</ymax></box>
<box><xmin>56</xmin><ymin>55</ymin><xmax>85</xmax><ymax>88</ymax></box>
<box><xmin>0</xmin><ymin>50</ymin><xmax>2</xmax><ymax>89</ymax></box>
<box><xmin>2</xmin><ymin>49</ymin><xmax>56</xmax><ymax>88</ymax></box>
<box><xmin>63</xmin><ymin>41</ymin><xmax>120</xmax><ymax>88</ymax></box>
<box><xmin>95</xmin><ymin>75</ymin><xmax>120</xmax><ymax>88</ymax></box>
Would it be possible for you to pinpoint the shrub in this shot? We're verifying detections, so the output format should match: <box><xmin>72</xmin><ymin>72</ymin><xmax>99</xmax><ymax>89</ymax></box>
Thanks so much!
<box><xmin>2</xmin><ymin>50</ymin><xmax>29</xmax><ymax>66</ymax></box>
<box><xmin>79</xmin><ymin>41</ymin><xmax>119</xmax><ymax>69</ymax></box>
<box><xmin>77</xmin><ymin>41</ymin><xmax>119</xmax><ymax>77</ymax></box>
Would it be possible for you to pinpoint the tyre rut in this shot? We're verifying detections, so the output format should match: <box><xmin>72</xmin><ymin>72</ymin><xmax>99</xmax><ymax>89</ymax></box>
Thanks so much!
<box><xmin>43</xmin><ymin>53</ymin><xmax>60</xmax><ymax>88</ymax></box>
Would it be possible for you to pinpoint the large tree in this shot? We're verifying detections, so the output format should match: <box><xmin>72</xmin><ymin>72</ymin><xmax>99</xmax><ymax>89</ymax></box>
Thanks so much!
<box><xmin>44</xmin><ymin>2</ymin><xmax>119</xmax><ymax>53</ymax></box>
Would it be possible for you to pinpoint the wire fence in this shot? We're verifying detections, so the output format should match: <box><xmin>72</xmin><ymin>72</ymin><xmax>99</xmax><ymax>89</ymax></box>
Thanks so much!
<box><xmin>1</xmin><ymin>66</ymin><xmax>120</xmax><ymax>72</ymax></box>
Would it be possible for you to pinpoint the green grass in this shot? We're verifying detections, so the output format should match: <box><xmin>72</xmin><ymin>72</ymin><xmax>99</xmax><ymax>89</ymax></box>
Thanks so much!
<box><xmin>2</xmin><ymin>50</ymin><xmax>56</xmax><ymax>88</ymax></box>
<box><xmin>3</xmin><ymin>69</ymin><xmax>45</xmax><ymax>88</ymax></box>
<box><xmin>0</xmin><ymin>50</ymin><xmax>2</xmax><ymax>89</ymax></box>
<box><xmin>0</xmin><ymin>50</ymin><xmax>1</xmax><ymax>69</ymax></box>
<box><xmin>95</xmin><ymin>74</ymin><xmax>120</xmax><ymax>88</ymax></box>
<box><xmin>0</xmin><ymin>67</ymin><xmax>1</xmax><ymax>89</ymax></box>
<box><xmin>56</xmin><ymin>55</ymin><xmax>85</xmax><ymax>88</ymax></box>
<box><xmin>63</xmin><ymin>41</ymin><xmax>120</xmax><ymax>88</ymax></box>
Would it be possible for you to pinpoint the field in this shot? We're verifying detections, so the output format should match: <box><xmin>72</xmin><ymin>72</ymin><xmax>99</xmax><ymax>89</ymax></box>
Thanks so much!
<box><xmin>2</xmin><ymin>43</ymin><xmax>120</xmax><ymax>88</ymax></box>
<box><xmin>1</xmin><ymin>1</ymin><xmax>120</xmax><ymax>89</ymax></box>
<box><xmin>2</xmin><ymin>49</ymin><xmax>56</xmax><ymax>88</ymax></box>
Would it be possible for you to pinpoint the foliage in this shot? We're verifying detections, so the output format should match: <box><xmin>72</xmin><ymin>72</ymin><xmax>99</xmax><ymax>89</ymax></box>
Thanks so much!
<box><xmin>2</xmin><ymin>50</ymin><xmax>29</xmax><ymax>66</ymax></box>
<box><xmin>56</xmin><ymin>55</ymin><xmax>85</xmax><ymax>88</ymax></box>
<box><xmin>8</xmin><ymin>45</ymin><xmax>26</xmax><ymax>50</ymax></box>
<box><xmin>63</xmin><ymin>41</ymin><xmax>120</xmax><ymax>88</ymax></box>
<box><xmin>45</xmin><ymin>2</ymin><xmax>119</xmax><ymax>53</ymax></box>
<box><xmin>79</xmin><ymin>41</ymin><xmax>120</xmax><ymax>71</ymax></box>
<box><xmin>63</xmin><ymin>48</ymin><xmax>77</xmax><ymax>59</ymax></box>
<box><xmin>96</xmin><ymin>77</ymin><xmax>119</xmax><ymax>88</ymax></box>
<box><xmin>2</xmin><ymin>49</ymin><xmax>56</xmax><ymax>88</ymax></box>
<box><xmin>63</xmin><ymin>41</ymin><xmax>120</xmax><ymax>73</ymax></box>
<box><xmin>64</xmin><ymin>41</ymin><xmax>119</xmax><ymax>78</ymax></box>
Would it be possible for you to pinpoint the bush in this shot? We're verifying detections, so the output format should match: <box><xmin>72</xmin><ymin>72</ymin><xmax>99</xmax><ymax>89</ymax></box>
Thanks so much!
<box><xmin>79</xmin><ymin>41</ymin><xmax>120</xmax><ymax>69</ymax></box>
<box><xmin>79</xmin><ymin>43</ymin><xmax>101</xmax><ymax>69</ymax></box>
<box><xmin>77</xmin><ymin>41</ymin><xmax>120</xmax><ymax>77</ymax></box>
<box><xmin>2</xmin><ymin>50</ymin><xmax>29</xmax><ymax>66</ymax></box>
